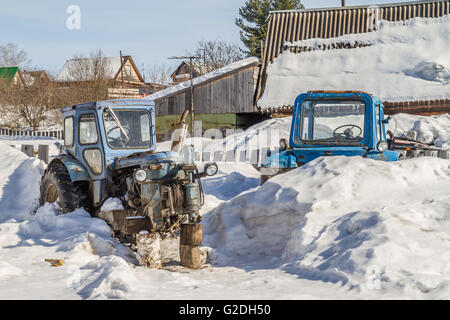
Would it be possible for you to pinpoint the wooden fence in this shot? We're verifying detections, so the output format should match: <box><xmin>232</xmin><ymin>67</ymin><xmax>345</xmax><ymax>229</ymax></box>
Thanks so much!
<box><xmin>0</xmin><ymin>128</ymin><xmax>63</xmax><ymax>139</ymax></box>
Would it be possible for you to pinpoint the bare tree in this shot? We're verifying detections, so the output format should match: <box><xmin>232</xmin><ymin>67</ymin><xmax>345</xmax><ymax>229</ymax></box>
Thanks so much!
<box><xmin>57</xmin><ymin>49</ymin><xmax>113</xmax><ymax>105</ymax></box>
<box><xmin>190</xmin><ymin>39</ymin><xmax>244</xmax><ymax>74</ymax></box>
<box><xmin>145</xmin><ymin>63</ymin><xmax>172</xmax><ymax>85</ymax></box>
<box><xmin>0</xmin><ymin>43</ymin><xmax>32</xmax><ymax>68</ymax></box>
<box><xmin>0</xmin><ymin>76</ymin><xmax>55</xmax><ymax>130</ymax></box>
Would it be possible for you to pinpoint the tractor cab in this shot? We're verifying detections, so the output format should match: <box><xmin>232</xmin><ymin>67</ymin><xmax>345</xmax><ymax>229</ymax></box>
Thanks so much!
<box><xmin>61</xmin><ymin>99</ymin><xmax>159</xmax><ymax>179</ymax></box>
<box><xmin>260</xmin><ymin>91</ymin><xmax>400</xmax><ymax>181</ymax></box>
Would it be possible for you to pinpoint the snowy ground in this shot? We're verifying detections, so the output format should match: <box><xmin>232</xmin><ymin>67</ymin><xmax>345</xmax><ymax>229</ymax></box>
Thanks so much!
<box><xmin>0</xmin><ymin>113</ymin><xmax>449</xmax><ymax>299</ymax></box>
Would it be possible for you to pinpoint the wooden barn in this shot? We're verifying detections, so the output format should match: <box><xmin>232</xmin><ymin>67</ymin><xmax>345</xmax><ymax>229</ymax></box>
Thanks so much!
<box><xmin>145</xmin><ymin>57</ymin><xmax>267</xmax><ymax>138</ymax></box>
<box><xmin>257</xmin><ymin>0</ymin><xmax>450</xmax><ymax>115</ymax></box>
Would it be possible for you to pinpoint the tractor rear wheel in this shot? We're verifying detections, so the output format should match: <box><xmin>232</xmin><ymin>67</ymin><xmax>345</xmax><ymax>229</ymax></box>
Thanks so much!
<box><xmin>39</xmin><ymin>161</ymin><xmax>89</xmax><ymax>214</ymax></box>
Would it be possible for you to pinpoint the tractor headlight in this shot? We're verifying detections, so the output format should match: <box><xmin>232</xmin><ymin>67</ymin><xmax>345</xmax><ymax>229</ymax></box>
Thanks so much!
<box><xmin>84</xmin><ymin>149</ymin><xmax>102</xmax><ymax>175</ymax></box>
<box><xmin>377</xmin><ymin>140</ymin><xmax>388</xmax><ymax>152</ymax></box>
<box><xmin>279</xmin><ymin>138</ymin><xmax>288</xmax><ymax>151</ymax></box>
<box><xmin>204</xmin><ymin>162</ymin><xmax>218</xmax><ymax>176</ymax></box>
<box><xmin>134</xmin><ymin>168</ymin><xmax>147</xmax><ymax>182</ymax></box>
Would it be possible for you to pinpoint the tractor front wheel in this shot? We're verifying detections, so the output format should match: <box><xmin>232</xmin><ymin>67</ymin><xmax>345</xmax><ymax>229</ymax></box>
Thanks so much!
<box><xmin>39</xmin><ymin>161</ymin><xmax>89</xmax><ymax>214</ymax></box>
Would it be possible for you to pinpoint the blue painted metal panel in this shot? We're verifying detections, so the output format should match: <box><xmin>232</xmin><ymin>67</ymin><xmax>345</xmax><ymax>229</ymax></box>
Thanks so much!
<box><xmin>56</xmin><ymin>154</ymin><xmax>90</xmax><ymax>181</ymax></box>
<box><xmin>115</xmin><ymin>151</ymin><xmax>185</xmax><ymax>169</ymax></box>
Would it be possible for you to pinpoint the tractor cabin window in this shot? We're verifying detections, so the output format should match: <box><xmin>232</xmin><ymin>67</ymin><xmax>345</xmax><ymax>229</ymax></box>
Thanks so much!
<box><xmin>103</xmin><ymin>108</ymin><xmax>152</xmax><ymax>149</ymax></box>
<box><xmin>79</xmin><ymin>113</ymin><xmax>99</xmax><ymax>145</ymax></box>
<box><xmin>64</xmin><ymin>117</ymin><xmax>74</xmax><ymax>147</ymax></box>
<box><xmin>301</xmin><ymin>100</ymin><xmax>366</xmax><ymax>144</ymax></box>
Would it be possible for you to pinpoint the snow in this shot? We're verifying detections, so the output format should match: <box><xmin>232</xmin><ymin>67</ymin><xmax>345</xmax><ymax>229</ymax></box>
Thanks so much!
<box><xmin>0</xmin><ymin>112</ymin><xmax>449</xmax><ymax>299</ymax></box>
<box><xmin>258</xmin><ymin>16</ymin><xmax>450</xmax><ymax>109</ymax></box>
<box><xmin>203</xmin><ymin>156</ymin><xmax>450</xmax><ymax>298</ymax></box>
<box><xmin>387</xmin><ymin>113</ymin><xmax>450</xmax><ymax>150</ymax></box>
<box><xmin>100</xmin><ymin>198</ymin><xmax>124</xmax><ymax>212</ymax></box>
<box><xmin>144</xmin><ymin>57</ymin><xmax>259</xmax><ymax>101</ymax></box>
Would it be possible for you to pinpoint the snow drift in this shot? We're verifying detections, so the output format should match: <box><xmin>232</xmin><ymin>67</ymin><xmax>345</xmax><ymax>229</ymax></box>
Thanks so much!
<box><xmin>387</xmin><ymin>113</ymin><xmax>450</xmax><ymax>150</ymax></box>
<box><xmin>258</xmin><ymin>16</ymin><xmax>450</xmax><ymax>109</ymax></box>
<box><xmin>203</xmin><ymin>156</ymin><xmax>450</xmax><ymax>297</ymax></box>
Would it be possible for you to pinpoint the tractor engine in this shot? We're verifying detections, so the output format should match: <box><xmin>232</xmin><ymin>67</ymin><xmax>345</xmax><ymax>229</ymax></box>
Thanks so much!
<box><xmin>106</xmin><ymin>158</ymin><xmax>209</xmax><ymax>235</ymax></box>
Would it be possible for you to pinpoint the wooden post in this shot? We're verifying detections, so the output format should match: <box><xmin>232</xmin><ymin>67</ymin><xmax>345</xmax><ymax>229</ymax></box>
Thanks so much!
<box><xmin>21</xmin><ymin>145</ymin><xmax>34</xmax><ymax>157</ymax></box>
<box><xmin>38</xmin><ymin>145</ymin><xmax>49</xmax><ymax>163</ymax></box>
<box><xmin>438</xmin><ymin>150</ymin><xmax>449</xmax><ymax>159</ymax></box>
<box><xmin>180</xmin><ymin>223</ymin><xmax>203</xmax><ymax>269</ymax></box>
<box><xmin>136</xmin><ymin>233</ymin><xmax>162</xmax><ymax>269</ymax></box>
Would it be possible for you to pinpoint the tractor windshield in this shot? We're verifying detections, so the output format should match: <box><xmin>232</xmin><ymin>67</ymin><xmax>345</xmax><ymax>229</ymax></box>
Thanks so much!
<box><xmin>300</xmin><ymin>100</ymin><xmax>366</xmax><ymax>144</ymax></box>
<box><xmin>103</xmin><ymin>108</ymin><xmax>152</xmax><ymax>149</ymax></box>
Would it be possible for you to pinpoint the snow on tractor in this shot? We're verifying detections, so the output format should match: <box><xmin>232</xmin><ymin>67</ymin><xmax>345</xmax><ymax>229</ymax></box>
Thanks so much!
<box><xmin>259</xmin><ymin>91</ymin><xmax>449</xmax><ymax>184</ymax></box>
<box><xmin>39</xmin><ymin>99</ymin><xmax>218</xmax><ymax>268</ymax></box>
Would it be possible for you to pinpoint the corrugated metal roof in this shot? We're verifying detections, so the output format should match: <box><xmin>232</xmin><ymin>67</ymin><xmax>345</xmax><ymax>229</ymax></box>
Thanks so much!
<box><xmin>256</xmin><ymin>0</ymin><xmax>450</xmax><ymax>104</ymax></box>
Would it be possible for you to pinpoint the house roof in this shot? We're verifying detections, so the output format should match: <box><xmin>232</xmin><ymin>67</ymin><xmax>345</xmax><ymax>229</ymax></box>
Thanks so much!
<box><xmin>56</xmin><ymin>55</ymin><xmax>144</xmax><ymax>83</ymax></box>
<box><xmin>0</xmin><ymin>67</ymin><xmax>19</xmax><ymax>84</ymax></box>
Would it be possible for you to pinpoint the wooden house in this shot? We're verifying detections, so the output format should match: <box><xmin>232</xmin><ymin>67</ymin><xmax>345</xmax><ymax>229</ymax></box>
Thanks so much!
<box><xmin>19</xmin><ymin>70</ymin><xmax>50</xmax><ymax>86</ymax></box>
<box><xmin>57</xmin><ymin>55</ymin><xmax>162</xmax><ymax>99</ymax></box>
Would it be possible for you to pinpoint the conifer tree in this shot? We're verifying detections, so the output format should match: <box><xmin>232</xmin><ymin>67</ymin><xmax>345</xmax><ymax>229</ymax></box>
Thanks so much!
<box><xmin>236</xmin><ymin>0</ymin><xmax>304</xmax><ymax>57</ymax></box>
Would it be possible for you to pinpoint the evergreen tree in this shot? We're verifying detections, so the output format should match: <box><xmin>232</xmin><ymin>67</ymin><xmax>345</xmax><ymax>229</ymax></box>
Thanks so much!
<box><xmin>236</xmin><ymin>0</ymin><xmax>304</xmax><ymax>57</ymax></box>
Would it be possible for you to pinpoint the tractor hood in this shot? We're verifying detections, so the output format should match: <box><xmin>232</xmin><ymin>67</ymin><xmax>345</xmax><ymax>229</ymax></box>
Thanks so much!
<box><xmin>114</xmin><ymin>151</ymin><xmax>186</xmax><ymax>169</ymax></box>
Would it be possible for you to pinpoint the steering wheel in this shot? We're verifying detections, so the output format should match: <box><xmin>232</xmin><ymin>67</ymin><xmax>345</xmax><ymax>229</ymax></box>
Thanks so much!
<box><xmin>107</xmin><ymin>126</ymin><xmax>129</xmax><ymax>147</ymax></box>
<box><xmin>333</xmin><ymin>124</ymin><xmax>362</xmax><ymax>140</ymax></box>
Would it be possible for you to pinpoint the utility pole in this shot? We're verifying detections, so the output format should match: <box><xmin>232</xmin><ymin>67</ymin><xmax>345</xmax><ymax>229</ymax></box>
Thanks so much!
<box><xmin>341</xmin><ymin>0</ymin><xmax>346</xmax><ymax>7</ymax></box>
<box><xmin>198</xmin><ymin>48</ymin><xmax>208</xmax><ymax>74</ymax></box>
<box><xmin>120</xmin><ymin>50</ymin><xmax>124</xmax><ymax>88</ymax></box>
<box><xmin>168</xmin><ymin>55</ymin><xmax>201</xmax><ymax>136</ymax></box>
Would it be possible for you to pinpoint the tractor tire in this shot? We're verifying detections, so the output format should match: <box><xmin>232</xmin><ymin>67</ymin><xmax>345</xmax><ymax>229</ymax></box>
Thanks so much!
<box><xmin>39</xmin><ymin>161</ymin><xmax>89</xmax><ymax>214</ymax></box>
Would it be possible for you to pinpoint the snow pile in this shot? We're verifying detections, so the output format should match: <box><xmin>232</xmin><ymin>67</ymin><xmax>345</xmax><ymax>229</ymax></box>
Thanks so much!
<box><xmin>203</xmin><ymin>156</ymin><xmax>450</xmax><ymax>297</ymax></box>
<box><xmin>144</xmin><ymin>57</ymin><xmax>259</xmax><ymax>101</ymax></box>
<box><xmin>387</xmin><ymin>113</ymin><xmax>450</xmax><ymax>150</ymax></box>
<box><xmin>258</xmin><ymin>16</ymin><xmax>450</xmax><ymax>109</ymax></box>
<box><xmin>0</xmin><ymin>142</ymin><xmax>45</xmax><ymax>222</ymax></box>
<box><xmin>100</xmin><ymin>198</ymin><xmax>124</xmax><ymax>212</ymax></box>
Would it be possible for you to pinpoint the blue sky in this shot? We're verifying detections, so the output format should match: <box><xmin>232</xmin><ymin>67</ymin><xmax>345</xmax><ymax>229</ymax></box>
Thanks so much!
<box><xmin>0</xmin><ymin>0</ymin><xmax>408</xmax><ymax>75</ymax></box>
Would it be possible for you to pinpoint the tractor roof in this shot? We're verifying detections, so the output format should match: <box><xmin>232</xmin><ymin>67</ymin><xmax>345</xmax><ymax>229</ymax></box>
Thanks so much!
<box><xmin>61</xmin><ymin>99</ymin><xmax>155</xmax><ymax>113</ymax></box>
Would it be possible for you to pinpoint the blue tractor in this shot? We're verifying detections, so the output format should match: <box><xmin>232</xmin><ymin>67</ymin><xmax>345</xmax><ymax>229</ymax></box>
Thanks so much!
<box><xmin>260</xmin><ymin>90</ymin><xmax>449</xmax><ymax>183</ymax></box>
<box><xmin>39</xmin><ymin>99</ymin><xmax>218</xmax><ymax>268</ymax></box>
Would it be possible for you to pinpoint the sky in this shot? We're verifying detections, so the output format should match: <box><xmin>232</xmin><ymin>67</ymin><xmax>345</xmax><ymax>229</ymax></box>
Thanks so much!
<box><xmin>0</xmin><ymin>0</ymin><xmax>412</xmax><ymax>76</ymax></box>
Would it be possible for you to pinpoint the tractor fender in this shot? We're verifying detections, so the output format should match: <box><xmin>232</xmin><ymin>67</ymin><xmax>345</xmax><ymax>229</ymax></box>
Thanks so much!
<box><xmin>48</xmin><ymin>155</ymin><xmax>90</xmax><ymax>182</ymax></box>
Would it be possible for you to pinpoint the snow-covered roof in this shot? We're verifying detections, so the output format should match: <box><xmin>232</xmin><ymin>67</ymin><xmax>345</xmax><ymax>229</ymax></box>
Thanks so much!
<box><xmin>258</xmin><ymin>15</ymin><xmax>450</xmax><ymax>110</ymax></box>
<box><xmin>56</xmin><ymin>56</ymin><xmax>123</xmax><ymax>81</ymax></box>
<box><xmin>144</xmin><ymin>57</ymin><xmax>260</xmax><ymax>101</ymax></box>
